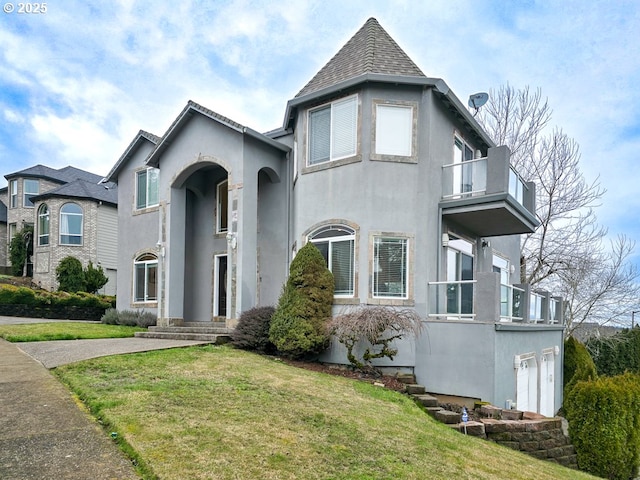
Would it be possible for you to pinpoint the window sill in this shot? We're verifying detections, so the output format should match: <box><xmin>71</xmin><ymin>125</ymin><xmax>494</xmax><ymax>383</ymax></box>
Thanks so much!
<box><xmin>133</xmin><ymin>205</ymin><xmax>160</xmax><ymax>216</ymax></box>
<box><xmin>302</xmin><ymin>154</ymin><xmax>362</xmax><ymax>174</ymax></box>
<box><xmin>132</xmin><ymin>301</ymin><xmax>158</xmax><ymax>308</ymax></box>
<box><xmin>333</xmin><ymin>298</ymin><xmax>360</xmax><ymax>305</ymax></box>
<box><xmin>370</xmin><ymin>154</ymin><xmax>418</xmax><ymax>164</ymax></box>
<box><xmin>366</xmin><ymin>298</ymin><xmax>415</xmax><ymax>307</ymax></box>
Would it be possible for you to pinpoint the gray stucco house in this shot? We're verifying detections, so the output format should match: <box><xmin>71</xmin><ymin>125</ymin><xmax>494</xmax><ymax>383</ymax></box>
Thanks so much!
<box><xmin>2</xmin><ymin>165</ymin><xmax>118</xmax><ymax>294</ymax></box>
<box><xmin>106</xmin><ymin>18</ymin><xmax>565</xmax><ymax>415</ymax></box>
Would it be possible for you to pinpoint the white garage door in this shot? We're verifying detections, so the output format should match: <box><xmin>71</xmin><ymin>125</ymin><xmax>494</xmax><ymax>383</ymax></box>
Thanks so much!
<box><xmin>516</xmin><ymin>353</ymin><xmax>538</xmax><ymax>413</ymax></box>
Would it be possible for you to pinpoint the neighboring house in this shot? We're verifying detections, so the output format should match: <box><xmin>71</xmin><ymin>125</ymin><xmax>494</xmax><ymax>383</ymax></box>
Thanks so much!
<box><xmin>0</xmin><ymin>188</ymin><xmax>7</xmax><ymax>271</ymax></box>
<box><xmin>106</xmin><ymin>18</ymin><xmax>565</xmax><ymax>415</ymax></box>
<box><xmin>2</xmin><ymin>165</ymin><xmax>118</xmax><ymax>294</ymax></box>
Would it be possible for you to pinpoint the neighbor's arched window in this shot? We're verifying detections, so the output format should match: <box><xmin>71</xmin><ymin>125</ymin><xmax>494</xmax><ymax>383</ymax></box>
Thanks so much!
<box><xmin>134</xmin><ymin>253</ymin><xmax>158</xmax><ymax>302</ymax></box>
<box><xmin>309</xmin><ymin>224</ymin><xmax>355</xmax><ymax>297</ymax></box>
<box><xmin>38</xmin><ymin>204</ymin><xmax>50</xmax><ymax>246</ymax></box>
<box><xmin>60</xmin><ymin>203</ymin><xmax>83</xmax><ymax>245</ymax></box>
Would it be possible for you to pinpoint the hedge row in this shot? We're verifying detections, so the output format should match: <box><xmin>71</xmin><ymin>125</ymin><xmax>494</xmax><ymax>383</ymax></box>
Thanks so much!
<box><xmin>0</xmin><ymin>284</ymin><xmax>115</xmax><ymax>320</ymax></box>
<box><xmin>586</xmin><ymin>327</ymin><xmax>640</xmax><ymax>377</ymax></box>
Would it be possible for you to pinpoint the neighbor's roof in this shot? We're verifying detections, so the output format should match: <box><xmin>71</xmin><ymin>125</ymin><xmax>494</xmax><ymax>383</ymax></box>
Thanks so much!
<box><xmin>31</xmin><ymin>178</ymin><xmax>117</xmax><ymax>207</ymax></box>
<box><xmin>296</xmin><ymin>17</ymin><xmax>425</xmax><ymax>98</ymax></box>
<box><xmin>5</xmin><ymin>164</ymin><xmax>103</xmax><ymax>184</ymax></box>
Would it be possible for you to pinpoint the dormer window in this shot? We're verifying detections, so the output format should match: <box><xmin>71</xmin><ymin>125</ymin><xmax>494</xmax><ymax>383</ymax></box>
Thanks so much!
<box><xmin>308</xmin><ymin>95</ymin><xmax>358</xmax><ymax>165</ymax></box>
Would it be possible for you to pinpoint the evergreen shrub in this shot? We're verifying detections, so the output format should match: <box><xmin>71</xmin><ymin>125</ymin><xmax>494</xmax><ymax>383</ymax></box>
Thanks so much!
<box><xmin>563</xmin><ymin>336</ymin><xmax>597</xmax><ymax>398</ymax></box>
<box><xmin>231</xmin><ymin>306</ymin><xmax>276</xmax><ymax>353</ymax></box>
<box><xmin>564</xmin><ymin>373</ymin><xmax>640</xmax><ymax>480</ymax></box>
<box><xmin>56</xmin><ymin>256</ymin><xmax>86</xmax><ymax>293</ymax></box>
<box><xmin>269</xmin><ymin>242</ymin><xmax>334</xmax><ymax>358</ymax></box>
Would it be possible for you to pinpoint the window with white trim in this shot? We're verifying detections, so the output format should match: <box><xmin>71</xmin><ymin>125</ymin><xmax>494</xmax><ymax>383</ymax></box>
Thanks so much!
<box><xmin>9</xmin><ymin>180</ymin><xmax>18</xmax><ymax>208</ymax></box>
<box><xmin>38</xmin><ymin>204</ymin><xmax>50</xmax><ymax>246</ymax></box>
<box><xmin>134</xmin><ymin>253</ymin><xmax>158</xmax><ymax>302</ymax></box>
<box><xmin>310</xmin><ymin>225</ymin><xmax>355</xmax><ymax>297</ymax></box>
<box><xmin>136</xmin><ymin>167</ymin><xmax>159</xmax><ymax>209</ymax></box>
<box><xmin>217</xmin><ymin>180</ymin><xmax>228</xmax><ymax>233</ymax></box>
<box><xmin>59</xmin><ymin>203</ymin><xmax>83</xmax><ymax>245</ymax></box>
<box><xmin>308</xmin><ymin>95</ymin><xmax>358</xmax><ymax>165</ymax></box>
<box><xmin>375</xmin><ymin>104</ymin><xmax>413</xmax><ymax>156</ymax></box>
<box><xmin>23</xmin><ymin>179</ymin><xmax>39</xmax><ymax>208</ymax></box>
<box><xmin>373</xmin><ymin>237</ymin><xmax>408</xmax><ymax>298</ymax></box>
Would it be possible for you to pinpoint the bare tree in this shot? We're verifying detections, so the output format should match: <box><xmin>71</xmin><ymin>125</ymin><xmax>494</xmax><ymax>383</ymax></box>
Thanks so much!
<box><xmin>478</xmin><ymin>85</ymin><xmax>640</xmax><ymax>331</ymax></box>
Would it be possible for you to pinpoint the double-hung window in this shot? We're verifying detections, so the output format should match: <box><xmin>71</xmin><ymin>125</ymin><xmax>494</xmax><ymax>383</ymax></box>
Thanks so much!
<box><xmin>23</xmin><ymin>179</ymin><xmax>39</xmax><ymax>207</ymax></box>
<box><xmin>9</xmin><ymin>180</ymin><xmax>18</xmax><ymax>208</ymax></box>
<box><xmin>136</xmin><ymin>167</ymin><xmax>159</xmax><ymax>209</ymax></box>
<box><xmin>134</xmin><ymin>253</ymin><xmax>158</xmax><ymax>302</ymax></box>
<box><xmin>38</xmin><ymin>204</ymin><xmax>50</xmax><ymax>246</ymax></box>
<box><xmin>373</xmin><ymin>237</ymin><xmax>408</xmax><ymax>299</ymax></box>
<box><xmin>310</xmin><ymin>225</ymin><xmax>355</xmax><ymax>297</ymax></box>
<box><xmin>308</xmin><ymin>95</ymin><xmax>358</xmax><ymax>165</ymax></box>
<box><xmin>60</xmin><ymin>203</ymin><xmax>83</xmax><ymax>245</ymax></box>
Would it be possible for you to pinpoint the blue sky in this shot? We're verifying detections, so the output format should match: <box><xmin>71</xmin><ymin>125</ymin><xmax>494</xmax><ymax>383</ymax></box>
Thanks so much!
<box><xmin>1</xmin><ymin>0</ymin><xmax>639</xmax><ymax>263</ymax></box>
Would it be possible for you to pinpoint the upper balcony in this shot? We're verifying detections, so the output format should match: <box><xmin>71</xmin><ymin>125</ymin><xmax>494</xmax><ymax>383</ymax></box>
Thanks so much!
<box><xmin>440</xmin><ymin>146</ymin><xmax>538</xmax><ymax>236</ymax></box>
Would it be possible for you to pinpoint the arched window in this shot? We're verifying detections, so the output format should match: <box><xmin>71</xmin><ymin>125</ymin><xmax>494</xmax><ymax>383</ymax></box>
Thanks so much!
<box><xmin>134</xmin><ymin>253</ymin><xmax>158</xmax><ymax>302</ymax></box>
<box><xmin>60</xmin><ymin>203</ymin><xmax>83</xmax><ymax>245</ymax></box>
<box><xmin>309</xmin><ymin>225</ymin><xmax>355</xmax><ymax>297</ymax></box>
<box><xmin>38</xmin><ymin>204</ymin><xmax>49</xmax><ymax>246</ymax></box>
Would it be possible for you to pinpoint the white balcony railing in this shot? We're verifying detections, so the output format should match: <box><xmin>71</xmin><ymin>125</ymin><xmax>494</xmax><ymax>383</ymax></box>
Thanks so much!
<box><xmin>500</xmin><ymin>284</ymin><xmax>525</xmax><ymax>322</ymax></box>
<box><xmin>428</xmin><ymin>276</ymin><xmax>563</xmax><ymax>324</ymax></box>
<box><xmin>441</xmin><ymin>158</ymin><xmax>487</xmax><ymax>199</ymax></box>
<box><xmin>427</xmin><ymin>280</ymin><xmax>476</xmax><ymax>320</ymax></box>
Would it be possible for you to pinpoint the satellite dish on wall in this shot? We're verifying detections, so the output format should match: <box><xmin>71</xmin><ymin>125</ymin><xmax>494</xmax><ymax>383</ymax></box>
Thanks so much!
<box><xmin>468</xmin><ymin>92</ymin><xmax>489</xmax><ymax>110</ymax></box>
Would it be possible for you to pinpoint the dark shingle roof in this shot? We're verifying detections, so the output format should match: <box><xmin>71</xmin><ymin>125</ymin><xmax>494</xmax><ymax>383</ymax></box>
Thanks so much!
<box><xmin>31</xmin><ymin>178</ymin><xmax>117</xmax><ymax>207</ymax></box>
<box><xmin>296</xmin><ymin>18</ymin><xmax>426</xmax><ymax>98</ymax></box>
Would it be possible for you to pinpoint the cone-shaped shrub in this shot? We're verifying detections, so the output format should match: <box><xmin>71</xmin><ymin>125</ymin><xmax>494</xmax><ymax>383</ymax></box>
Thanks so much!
<box><xmin>269</xmin><ymin>242</ymin><xmax>334</xmax><ymax>358</ymax></box>
<box><xmin>563</xmin><ymin>336</ymin><xmax>597</xmax><ymax>399</ymax></box>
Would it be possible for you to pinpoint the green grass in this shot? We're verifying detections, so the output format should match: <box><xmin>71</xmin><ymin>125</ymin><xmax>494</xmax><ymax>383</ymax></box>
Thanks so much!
<box><xmin>55</xmin><ymin>345</ymin><xmax>596</xmax><ymax>480</ymax></box>
<box><xmin>0</xmin><ymin>322</ymin><xmax>144</xmax><ymax>342</ymax></box>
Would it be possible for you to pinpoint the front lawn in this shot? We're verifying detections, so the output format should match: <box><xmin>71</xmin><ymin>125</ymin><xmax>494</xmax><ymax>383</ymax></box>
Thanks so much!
<box><xmin>55</xmin><ymin>345</ymin><xmax>595</xmax><ymax>480</ymax></box>
<box><xmin>0</xmin><ymin>322</ymin><xmax>144</xmax><ymax>342</ymax></box>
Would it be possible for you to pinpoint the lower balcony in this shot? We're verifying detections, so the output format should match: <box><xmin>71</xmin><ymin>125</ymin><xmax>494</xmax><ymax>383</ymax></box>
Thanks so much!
<box><xmin>427</xmin><ymin>272</ymin><xmax>563</xmax><ymax>324</ymax></box>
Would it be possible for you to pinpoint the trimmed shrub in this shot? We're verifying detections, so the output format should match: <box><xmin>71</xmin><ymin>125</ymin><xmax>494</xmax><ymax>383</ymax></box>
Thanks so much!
<box><xmin>100</xmin><ymin>309</ymin><xmax>157</xmax><ymax>328</ymax></box>
<box><xmin>564</xmin><ymin>373</ymin><xmax>640</xmax><ymax>480</ymax></box>
<box><xmin>231</xmin><ymin>306</ymin><xmax>276</xmax><ymax>353</ymax></box>
<box><xmin>587</xmin><ymin>328</ymin><xmax>640</xmax><ymax>376</ymax></box>
<box><xmin>269</xmin><ymin>242</ymin><xmax>334</xmax><ymax>358</ymax></box>
<box><xmin>84</xmin><ymin>261</ymin><xmax>109</xmax><ymax>294</ymax></box>
<box><xmin>56</xmin><ymin>256</ymin><xmax>86</xmax><ymax>293</ymax></box>
<box><xmin>330</xmin><ymin>306</ymin><xmax>423</xmax><ymax>371</ymax></box>
<box><xmin>564</xmin><ymin>336</ymin><xmax>597</xmax><ymax>398</ymax></box>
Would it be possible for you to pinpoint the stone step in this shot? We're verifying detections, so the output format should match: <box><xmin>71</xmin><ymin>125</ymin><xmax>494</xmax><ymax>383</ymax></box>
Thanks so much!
<box><xmin>424</xmin><ymin>406</ymin><xmax>443</xmax><ymax>418</ymax></box>
<box><xmin>148</xmin><ymin>326</ymin><xmax>232</xmax><ymax>334</ymax></box>
<box><xmin>396</xmin><ymin>373</ymin><xmax>416</xmax><ymax>384</ymax></box>
<box><xmin>135</xmin><ymin>331</ymin><xmax>231</xmax><ymax>344</ymax></box>
<box><xmin>405</xmin><ymin>384</ymin><xmax>426</xmax><ymax>395</ymax></box>
<box><xmin>184</xmin><ymin>321</ymin><xmax>227</xmax><ymax>328</ymax></box>
<box><xmin>412</xmin><ymin>394</ymin><xmax>439</xmax><ymax>407</ymax></box>
<box><xmin>435</xmin><ymin>409</ymin><xmax>462</xmax><ymax>424</ymax></box>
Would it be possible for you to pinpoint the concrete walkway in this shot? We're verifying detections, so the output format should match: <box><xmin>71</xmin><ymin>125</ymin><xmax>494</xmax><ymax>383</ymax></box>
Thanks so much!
<box><xmin>0</xmin><ymin>316</ymin><xmax>212</xmax><ymax>479</ymax></box>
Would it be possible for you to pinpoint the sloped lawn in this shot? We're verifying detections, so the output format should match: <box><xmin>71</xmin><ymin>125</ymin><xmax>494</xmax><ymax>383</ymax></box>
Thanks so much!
<box><xmin>55</xmin><ymin>345</ymin><xmax>595</xmax><ymax>480</ymax></box>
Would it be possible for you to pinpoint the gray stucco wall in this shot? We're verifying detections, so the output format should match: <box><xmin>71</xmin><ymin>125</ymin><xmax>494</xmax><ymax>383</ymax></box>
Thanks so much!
<box><xmin>114</xmin><ymin>140</ymin><xmax>159</xmax><ymax>314</ymax></box>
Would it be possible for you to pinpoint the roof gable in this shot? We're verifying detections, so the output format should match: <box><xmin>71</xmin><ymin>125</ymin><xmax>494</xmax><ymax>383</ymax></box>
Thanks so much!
<box><xmin>5</xmin><ymin>164</ymin><xmax>103</xmax><ymax>185</ymax></box>
<box><xmin>104</xmin><ymin>130</ymin><xmax>160</xmax><ymax>183</ymax></box>
<box><xmin>296</xmin><ymin>18</ymin><xmax>425</xmax><ymax>98</ymax></box>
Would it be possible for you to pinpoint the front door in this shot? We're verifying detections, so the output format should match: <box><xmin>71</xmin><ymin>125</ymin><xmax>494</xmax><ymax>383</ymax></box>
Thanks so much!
<box><xmin>214</xmin><ymin>254</ymin><xmax>228</xmax><ymax>317</ymax></box>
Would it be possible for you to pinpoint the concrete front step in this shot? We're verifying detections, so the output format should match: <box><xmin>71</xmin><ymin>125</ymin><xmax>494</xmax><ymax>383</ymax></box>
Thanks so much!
<box><xmin>148</xmin><ymin>326</ymin><xmax>232</xmax><ymax>335</ymax></box>
<box><xmin>135</xmin><ymin>331</ymin><xmax>231</xmax><ymax>344</ymax></box>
